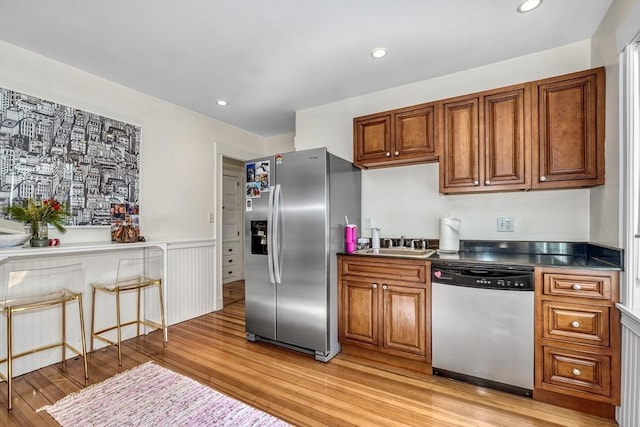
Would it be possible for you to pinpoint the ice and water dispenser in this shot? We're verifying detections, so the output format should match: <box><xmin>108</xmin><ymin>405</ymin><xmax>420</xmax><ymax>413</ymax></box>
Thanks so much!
<box><xmin>250</xmin><ymin>220</ymin><xmax>268</xmax><ymax>255</ymax></box>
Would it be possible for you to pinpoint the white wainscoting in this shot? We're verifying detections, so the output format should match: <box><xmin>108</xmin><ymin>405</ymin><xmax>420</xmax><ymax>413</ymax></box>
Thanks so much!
<box><xmin>166</xmin><ymin>240</ymin><xmax>219</xmax><ymax>325</ymax></box>
<box><xmin>618</xmin><ymin>307</ymin><xmax>640</xmax><ymax>427</ymax></box>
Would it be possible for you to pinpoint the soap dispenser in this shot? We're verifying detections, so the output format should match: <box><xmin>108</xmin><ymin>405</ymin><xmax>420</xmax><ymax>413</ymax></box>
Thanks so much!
<box><xmin>371</xmin><ymin>227</ymin><xmax>381</xmax><ymax>249</ymax></box>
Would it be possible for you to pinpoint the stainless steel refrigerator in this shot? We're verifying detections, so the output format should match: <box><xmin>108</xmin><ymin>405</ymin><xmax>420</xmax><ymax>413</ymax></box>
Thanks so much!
<box><xmin>244</xmin><ymin>147</ymin><xmax>361</xmax><ymax>362</ymax></box>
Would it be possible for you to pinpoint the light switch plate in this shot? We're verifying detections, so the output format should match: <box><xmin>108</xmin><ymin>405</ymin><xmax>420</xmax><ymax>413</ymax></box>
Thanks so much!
<box><xmin>497</xmin><ymin>217</ymin><xmax>514</xmax><ymax>232</ymax></box>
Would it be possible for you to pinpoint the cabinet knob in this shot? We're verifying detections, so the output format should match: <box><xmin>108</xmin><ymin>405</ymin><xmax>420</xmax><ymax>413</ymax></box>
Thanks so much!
<box><xmin>372</xmin><ymin>283</ymin><xmax>377</xmax><ymax>289</ymax></box>
<box><xmin>571</xmin><ymin>321</ymin><xmax>580</xmax><ymax>328</ymax></box>
<box><xmin>382</xmin><ymin>285</ymin><xmax>388</xmax><ymax>290</ymax></box>
<box><xmin>228</xmin><ymin>248</ymin><xmax>233</xmax><ymax>252</ymax></box>
<box><xmin>572</xmin><ymin>284</ymin><xmax>582</xmax><ymax>290</ymax></box>
<box><xmin>540</xmin><ymin>176</ymin><xmax>547</xmax><ymax>182</ymax></box>
<box><xmin>473</xmin><ymin>180</ymin><xmax>479</xmax><ymax>186</ymax></box>
<box><xmin>572</xmin><ymin>368</ymin><xmax>581</xmax><ymax>376</ymax></box>
<box><xmin>385</xmin><ymin>152</ymin><xmax>391</xmax><ymax>157</ymax></box>
<box><xmin>394</xmin><ymin>151</ymin><xmax>399</xmax><ymax>156</ymax></box>
<box><xmin>485</xmin><ymin>180</ymin><xmax>490</xmax><ymax>185</ymax></box>
<box><xmin>228</xmin><ymin>259</ymin><xmax>233</xmax><ymax>263</ymax></box>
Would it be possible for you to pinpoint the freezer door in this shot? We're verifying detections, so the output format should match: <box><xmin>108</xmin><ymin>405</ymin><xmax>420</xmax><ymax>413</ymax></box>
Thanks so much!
<box><xmin>274</xmin><ymin>148</ymin><xmax>329</xmax><ymax>352</ymax></box>
<box><xmin>244</xmin><ymin>157</ymin><xmax>276</xmax><ymax>340</ymax></box>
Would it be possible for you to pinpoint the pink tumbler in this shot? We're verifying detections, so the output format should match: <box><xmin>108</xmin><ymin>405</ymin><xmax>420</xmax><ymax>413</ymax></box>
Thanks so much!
<box><xmin>345</xmin><ymin>224</ymin><xmax>357</xmax><ymax>254</ymax></box>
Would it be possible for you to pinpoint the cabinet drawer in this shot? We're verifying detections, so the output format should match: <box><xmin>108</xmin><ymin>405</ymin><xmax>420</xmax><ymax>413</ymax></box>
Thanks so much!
<box><xmin>223</xmin><ymin>241</ymin><xmax>240</xmax><ymax>255</ymax></box>
<box><xmin>223</xmin><ymin>267</ymin><xmax>239</xmax><ymax>280</ymax></box>
<box><xmin>542</xmin><ymin>302</ymin><xmax>609</xmax><ymax>347</ymax></box>
<box><xmin>340</xmin><ymin>257</ymin><xmax>427</xmax><ymax>284</ymax></box>
<box><xmin>542</xmin><ymin>346</ymin><xmax>611</xmax><ymax>397</ymax></box>
<box><xmin>223</xmin><ymin>254</ymin><xmax>238</xmax><ymax>267</ymax></box>
<box><xmin>542</xmin><ymin>271</ymin><xmax>612</xmax><ymax>300</ymax></box>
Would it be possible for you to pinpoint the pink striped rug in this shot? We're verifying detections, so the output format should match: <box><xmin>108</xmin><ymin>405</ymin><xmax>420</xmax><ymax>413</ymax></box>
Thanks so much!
<box><xmin>38</xmin><ymin>362</ymin><xmax>289</xmax><ymax>426</ymax></box>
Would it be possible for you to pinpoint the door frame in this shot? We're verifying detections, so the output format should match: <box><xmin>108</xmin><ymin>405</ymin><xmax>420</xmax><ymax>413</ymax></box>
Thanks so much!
<box><xmin>213</xmin><ymin>142</ymin><xmax>260</xmax><ymax>310</ymax></box>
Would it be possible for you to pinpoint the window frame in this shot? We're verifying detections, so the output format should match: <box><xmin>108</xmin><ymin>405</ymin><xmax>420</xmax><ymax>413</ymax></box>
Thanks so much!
<box><xmin>621</xmin><ymin>36</ymin><xmax>640</xmax><ymax>312</ymax></box>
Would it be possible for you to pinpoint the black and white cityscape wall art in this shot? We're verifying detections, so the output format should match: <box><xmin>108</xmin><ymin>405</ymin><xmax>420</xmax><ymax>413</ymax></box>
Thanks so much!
<box><xmin>0</xmin><ymin>87</ymin><xmax>141</xmax><ymax>227</ymax></box>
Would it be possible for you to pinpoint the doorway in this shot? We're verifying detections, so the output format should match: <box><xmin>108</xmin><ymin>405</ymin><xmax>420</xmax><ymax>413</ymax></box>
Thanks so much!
<box><xmin>222</xmin><ymin>157</ymin><xmax>245</xmax><ymax>305</ymax></box>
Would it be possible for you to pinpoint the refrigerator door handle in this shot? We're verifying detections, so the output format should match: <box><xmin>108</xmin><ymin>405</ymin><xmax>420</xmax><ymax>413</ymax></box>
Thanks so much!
<box><xmin>267</xmin><ymin>186</ymin><xmax>276</xmax><ymax>284</ymax></box>
<box><xmin>272</xmin><ymin>184</ymin><xmax>282</xmax><ymax>284</ymax></box>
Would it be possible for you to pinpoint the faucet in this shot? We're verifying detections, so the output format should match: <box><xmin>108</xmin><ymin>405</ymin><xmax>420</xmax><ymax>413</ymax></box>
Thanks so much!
<box><xmin>384</xmin><ymin>238</ymin><xmax>393</xmax><ymax>248</ymax></box>
<box><xmin>410</xmin><ymin>239</ymin><xmax>420</xmax><ymax>249</ymax></box>
<box><xmin>399</xmin><ymin>235</ymin><xmax>405</xmax><ymax>247</ymax></box>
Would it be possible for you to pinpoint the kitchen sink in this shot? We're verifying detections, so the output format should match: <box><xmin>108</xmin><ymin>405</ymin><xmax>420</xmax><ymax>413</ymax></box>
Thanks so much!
<box><xmin>354</xmin><ymin>248</ymin><xmax>436</xmax><ymax>259</ymax></box>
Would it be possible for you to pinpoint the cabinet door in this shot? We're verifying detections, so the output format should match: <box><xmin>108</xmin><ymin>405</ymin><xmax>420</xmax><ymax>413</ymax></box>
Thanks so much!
<box><xmin>532</xmin><ymin>67</ymin><xmax>605</xmax><ymax>189</ymax></box>
<box><xmin>439</xmin><ymin>96</ymin><xmax>481</xmax><ymax>192</ymax></box>
<box><xmin>381</xmin><ymin>284</ymin><xmax>426</xmax><ymax>358</ymax></box>
<box><xmin>394</xmin><ymin>104</ymin><xmax>438</xmax><ymax>162</ymax></box>
<box><xmin>354</xmin><ymin>113</ymin><xmax>392</xmax><ymax>167</ymax></box>
<box><xmin>483</xmin><ymin>85</ymin><xmax>530</xmax><ymax>191</ymax></box>
<box><xmin>340</xmin><ymin>279</ymin><xmax>379</xmax><ymax>347</ymax></box>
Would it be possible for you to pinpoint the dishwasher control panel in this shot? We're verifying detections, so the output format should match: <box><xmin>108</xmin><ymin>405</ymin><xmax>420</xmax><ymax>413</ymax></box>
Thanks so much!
<box><xmin>431</xmin><ymin>266</ymin><xmax>534</xmax><ymax>290</ymax></box>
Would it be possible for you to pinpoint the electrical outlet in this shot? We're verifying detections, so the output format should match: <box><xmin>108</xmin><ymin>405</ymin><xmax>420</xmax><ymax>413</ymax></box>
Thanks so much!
<box><xmin>497</xmin><ymin>217</ymin><xmax>514</xmax><ymax>232</ymax></box>
<box><xmin>365</xmin><ymin>218</ymin><xmax>373</xmax><ymax>230</ymax></box>
<box><xmin>208</xmin><ymin>212</ymin><xmax>215</xmax><ymax>223</ymax></box>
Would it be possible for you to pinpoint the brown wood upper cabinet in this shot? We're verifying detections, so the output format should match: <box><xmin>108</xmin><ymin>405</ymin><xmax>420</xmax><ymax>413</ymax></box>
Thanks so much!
<box><xmin>353</xmin><ymin>103</ymin><xmax>438</xmax><ymax>168</ymax></box>
<box><xmin>439</xmin><ymin>84</ymin><xmax>531</xmax><ymax>194</ymax></box>
<box><xmin>353</xmin><ymin>67</ymin><xmax>606</xmax><ymax>193</ymax></box>
<box><xmin>532</xmin><ymin>67</ymin><xmax>605</xmax><ymax>189</ymax></box>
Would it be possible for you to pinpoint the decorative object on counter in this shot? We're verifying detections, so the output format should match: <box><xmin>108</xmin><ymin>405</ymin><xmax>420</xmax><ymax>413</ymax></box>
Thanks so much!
<box><xmin>110</xmin><ymin>201</ymin><xmax>141</xmax><ymax>242</ymax></box>
<box><xmin>111</xmin><ymin>222</ymin><xmax>140</xmax><ymax>243</ymax></box>
<box><xmin>438</xmin><ymin>216</ymin><xmax>461</xmax><ymax>254</ymax></box>
<box><xmin>3</xmin><ymin>198</ymin><xmax>69</xmax><ymax>247</ymax></box>
<box><xmin>0</xmin><ymin>233</ymin><xmax>30</xmax><ymax>248</ymax></box>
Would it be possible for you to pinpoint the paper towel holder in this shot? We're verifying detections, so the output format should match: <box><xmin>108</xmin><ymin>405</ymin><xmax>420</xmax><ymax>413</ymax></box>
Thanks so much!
<box><xmin>438</xmin><ymin>216</ymin><xmax>461</xmax><ymax>254</ymax></box>
<box><xmin>371</xmin><ymin>227</ymin><xmax>381</xmax><ymax>249</ymax></box>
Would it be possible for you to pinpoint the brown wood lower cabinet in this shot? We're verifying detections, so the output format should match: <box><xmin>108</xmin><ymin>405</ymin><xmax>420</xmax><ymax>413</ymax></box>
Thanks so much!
<box><xmin>534</xmin><ymin>267</ymin><xmax>620</xmax><ymax>419</ymax></box>
<box><xmin>338</xmin><ymin>255</ymin><xmax>431</xmax><ymax>374</ymax></box>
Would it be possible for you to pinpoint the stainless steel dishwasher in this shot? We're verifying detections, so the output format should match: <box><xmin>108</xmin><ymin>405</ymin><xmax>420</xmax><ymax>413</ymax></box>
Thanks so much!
<box><xmin>431</xmin><ymin>264</ymin><xmax>535</xmax><ymax>397</ymax></box>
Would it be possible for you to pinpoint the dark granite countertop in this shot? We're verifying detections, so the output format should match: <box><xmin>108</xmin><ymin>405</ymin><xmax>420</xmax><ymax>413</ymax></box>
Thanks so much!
<box><xmin>342</xmin><ymin>240</ymin><xmax>624</xmax><ymax>271</ymax></box>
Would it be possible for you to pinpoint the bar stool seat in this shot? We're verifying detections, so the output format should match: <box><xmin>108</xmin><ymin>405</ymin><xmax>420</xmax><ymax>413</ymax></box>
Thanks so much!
<box><xmin>0</xmin><ymin>263</ymin><xmax>88</xmax><ymax>410</ymax></box>
<box><xmin>90</xmin><ymin>255</ymin><xmax>166</xmax><ymax>366</ymax></box>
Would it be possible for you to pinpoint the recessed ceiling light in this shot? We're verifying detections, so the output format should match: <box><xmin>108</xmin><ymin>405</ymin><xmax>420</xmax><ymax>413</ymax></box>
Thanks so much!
<box><xmin>370</xmin><ymin>48</ymin><xmax>387</xmax><ymax>59</ymax></box>
<box><xmin>517</xmin><ymin>0</ymin><xmax>542</xmax><ymax>13</ymax></box>
<box><xmin>216</xmin><ymin>100</ymin><xmax>228</xmax><ymax>106</ymax></box>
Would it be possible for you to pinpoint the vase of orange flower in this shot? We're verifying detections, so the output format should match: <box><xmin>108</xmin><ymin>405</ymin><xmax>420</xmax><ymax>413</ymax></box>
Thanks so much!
<box><xmin>3</xmin><ymin>198</ymin><xmax>70</xmax><ymax>247</ymax></box>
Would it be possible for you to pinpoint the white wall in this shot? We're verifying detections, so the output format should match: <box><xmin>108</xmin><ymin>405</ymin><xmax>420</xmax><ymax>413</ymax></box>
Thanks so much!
<box><xmin>264</xmin><ymin>132</ymin><xmax>295</xmax><ymax>155</ymax></box>
<box><xmin>590</xmin><ymin>0</ymin><xmax>638</xmax><ymax>248</ymax></box>
<box><xmin>296</xmin><ymin>41</ymin><xmax>599</xmax><ymax>242</ymax></box>
<box><xmin>0</xmin><ymin>40</ymin><xmax>265</xmax><ymax>242</ymax></box>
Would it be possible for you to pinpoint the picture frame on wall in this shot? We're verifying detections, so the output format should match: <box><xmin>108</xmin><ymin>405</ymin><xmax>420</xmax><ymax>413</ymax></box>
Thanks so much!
<box><xmin>0</xmin><ymin>87</ymin><xmax>141</xmax><ymax>227</ymax></box>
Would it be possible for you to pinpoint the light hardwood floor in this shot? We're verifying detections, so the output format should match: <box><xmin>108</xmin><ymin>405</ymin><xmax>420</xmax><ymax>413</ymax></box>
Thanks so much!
<box><xmin>0</xmin><ymin>280</ymin><xmax>617</xmax><ymax>426</ymax></box>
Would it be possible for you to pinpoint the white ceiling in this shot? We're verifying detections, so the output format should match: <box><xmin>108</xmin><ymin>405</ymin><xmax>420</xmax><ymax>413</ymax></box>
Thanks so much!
<box><xmin>0</xmin><ymin>0</ymin><xmax>613</xmax><ymax>138</ymax></box>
